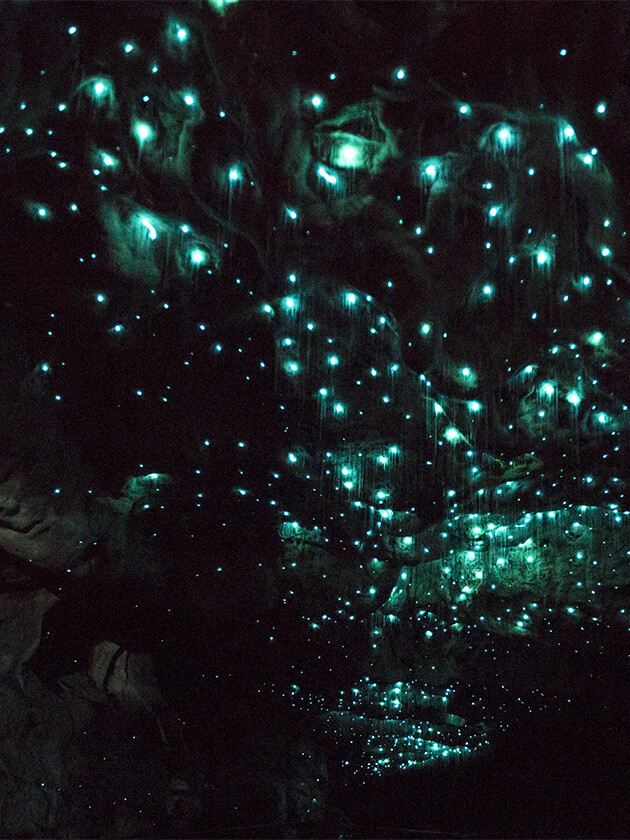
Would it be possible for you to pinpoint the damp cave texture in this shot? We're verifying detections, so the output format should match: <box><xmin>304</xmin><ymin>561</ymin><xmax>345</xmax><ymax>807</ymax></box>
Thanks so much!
<box><xmin>1</xmin><ymin>1</ymin><xmax>630</xmax><ymax>838</ymax></box>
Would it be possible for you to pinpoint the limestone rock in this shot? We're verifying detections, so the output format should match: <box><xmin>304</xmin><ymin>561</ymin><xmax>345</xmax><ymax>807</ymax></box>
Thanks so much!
<box><xmin>89</xmin><ymin>641</ymin><xmax>163</xmax><ymax>709</ymax></box>
<box><xmin>0</xmin><ymin>469</ymin><xmax>93</xmax><ymax>572</ymax></box>
<box><xmin>0</xmin><ymin>589</ymin><xmax>57</xmax><ymax>687</ymax></box>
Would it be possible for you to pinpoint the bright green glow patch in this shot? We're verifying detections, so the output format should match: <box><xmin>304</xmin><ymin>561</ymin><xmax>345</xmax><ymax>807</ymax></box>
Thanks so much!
<box><xmin>182</xmin><ymin>91</ymin><xmax>198</xmax><ymax>107</ymax></box>
<box><xmin>190</xmin><ymin>248</ymin><xmax>206</xmax><ymax>265</ymax></box>
<box><xmin>540</xmin><ymin>382</ymin><xmax>555</xmax><ymax>397</ymax></box>
<box><xmin>317</xmin><ymin>164</ymin><xmax>338</xmax><ymax>185</ymax></box>
<box><xmin>420</xmin><ymin>323</ymin><xmax>431</xmax><ymax>335</ymax></box>
<box><xmin>283</xmin><ymin>296</ymin><xmax>297</xmax><ymax>311</ymax></box>
<box><xmin>89</xmin><ymin>77</ymin><xmax>114</xmax><ymax>102</ymax></box>
<box><xmin>100</xmin><ymin>151</ymin><xmax>119</xmax><ymax>169</ymax></box>
<box><xmin>133</xmin><ymin>121</ymin><xmax>154</xmax><ymax>145</ymax></box>
<box><xmin>140</xmin><ymin>216</ymin><xmax>157</xmax><ymax>240</ymax></box>
<box><xmin>459</xmin><ymin>103</ymin><xmax>471</xmax><ymax>115</ymax></box>
<box><xmin>334</xmin><ymin>142</ymin><xmax>362</xmax><ymax>169</ymax></box>
<box><xmin>536</xmin><ymin>248</ymin><xmax>552</xmax><ymax>266</ymax></box>
<box><xmin>394</xmin><ymin>67</ymin><xmax>406</xmax><ymax>81</ymax></box>
<box><xmin>577</xmin><ymin>152</ymin><xmax>593</xmax><ymax>167</ymax></box>
<box><xmin>310</xmin><ymin>94</ymin><xmax>324</xmax><ymax>109</ymax></box>
<box><xmin>493</xmin><ymin>123</ymin><xmax>517</xmax><ymax>152</ymax></box>
<box><xmin>468</xmin><ymin>401</ymin><xmax>482</xmax><ymax>412</ymax></box>
<box><xmin>328</xmin><ymin>355</ymin><xmax>339</xmax><ymax>366</ymax></box>
<box><xmin>444</xmin><ymin>426</ymin><xmax>463</xmax><ymax>443</ymax></box>
<box><xmin>596</xmin><ymin>102</ymin><xmax>606</xmax><ymax>115</ymax></box>
<box><xmin>333</xmin><ymin>402</ymin><xmax>345</xmax><ymax>415</ymax></box>
<box><xmin>600</xmin><ymin>246</ymin><xmax>612</xmax><ymax>258</ymax></box>
<box><xmin>208</xmin><ymin>0</ymin><xmax>239</xmax><ymax>13</ymax></box>
<box><xmin>345</xmin><ymin>292</ymin><xmax>357</xmax><ymax>305</ymax></box>
<box><xmin>566</xmin><ymin>390</ymin><xmax>581</xmax><ymax>406</ymax></box>
<box><xmin>587</xmin><ymin>331</ymin><xmax>604</xmax><ymax>346</ymax></box>
<box><xmin>286</xmin><ymin>207</ymin><xmax>298</xmax><ymax>220</ymax></box>
<box><xmin>284</xmin><ymin>360</ymin><xmax>300</xmax><ymax>375</ymax></box>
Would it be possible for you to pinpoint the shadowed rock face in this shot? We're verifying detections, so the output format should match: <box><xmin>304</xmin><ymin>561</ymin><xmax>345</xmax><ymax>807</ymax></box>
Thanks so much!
<box><xmin>0</xmin><ymin>469</ymin><xmax>93</xmax><ymax>571</ymax></box>
<box><xmin>0</xmin><ymin>589</ymin><xmax>57</xmax><ymax>686</ymax></box>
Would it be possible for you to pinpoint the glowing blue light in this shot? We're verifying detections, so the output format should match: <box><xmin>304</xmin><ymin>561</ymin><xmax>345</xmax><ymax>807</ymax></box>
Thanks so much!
<box><xmin>488</xmin><ymin>206</ymin><xmax>499</xmax><ymax>218</ymax></box>
<box><xmin>286</xmin><ymin>207</ymin><xmax>298</xmax><ymax>220</ymax></box>
<box><xmin>183</xmin><ymin>93</ymin><xmax>196</xmax><ymax>106</ymax></box>
<box><xmin>541</xmin><ymin>382</ymin><xmax>555</xmax><ymax>397</ymax></box>
<box><xmin>601</xmin><ymin>246</ymin><xmax>611</xmax><ymax>258</ymax></box>
<box><xmin>562</xmin><ymin>124</ymin><xmax>576</xmax><ymax>141</ymax></box>
<box><xmin>96</xmin><ymin>293</ymin><xmax>106</xmax><ymax>303</ymax></box>
<box><xmin>288</xmin><ymin>452</ymin><xmax>297</xmax><ymax>463</ymax></box>
<box><xmin>68</xmin><ymin>26</ymin><xmax>77</xmax><ymax>34</ymax></box>
<box><xmin>228</xmin><ymin>167</ymin><xmax>241</xmax><ymax>181</ymax></box>
<box><xmin>140</xmin><ymin>216</ymin><xmax>157</xmax><ymax>240</ymax></box>
<box><xmin>123</xmin><ymin>43</ymin><xmax>135</xmax><ymax>54</ymax></box>
<box><xmin>566</xmin><ymin>390</ymin><xmax>581</xmax><ymax>406</ymax></box>
<box><xmin>468</xmin><ymin>401</ymin><xmax>482</xmax><ymax>412</ymax></box>
<box><xmin>328</xmin><ymin>355</ymin><xmax>339</xmax><ymax>367</ymax></box>
<box><xmin>345</xmin><ymin>292</ymin><xmax>357</xmax><ymax>305</ymax></box>
<box><xmin>177</xmin><ymin>27</ymin><xmax>188</xmax><ymax>41</ymax></box>
<box><xmin>494</xmin><ymin>124</ymin><xmax>516</xmax><ymax>151</ymax></box>
<box><xmin>318</xmin><ymin>388</ymin><xmax>328</xmax><ymax>397</ymax></box>
<box><xmin>133</xmin><ymin>121</ymin><xmax>154</xmax><ymax>144</ymax></box>
<box><xmin>459</xmin><ymin>104</ymin><xmax>471</xmax><ymax>115</ymax></box>
<box><xmin>395</xmin><ymin>67</ymin><xmax>406</xmax><ymax>80</ymax></box>
<box><xmin>317</xmin><ymin>165</ymin><xmax>338</xmax><ymax>185</ymax></box>
<box><xmin>536</xmin><ymin>248</ymin><xmax>552</xmax><ymax>266</ymax></box>
<box><xmin>311</xmin><ymin>94</ymin><xmax>324</xmax><ymax>108</ymax></box>
<box><xmin>596</xmin><ymin>102</ymin><xmax>606</xmax><ymax>115</ymax></box>
<box><xmin>421</xmin><ymin>323</ymin><xmax>431</xmax><ymax>335</ymax></box>
<box><xmin>190</xmin><ymin>248</ymin><xmax>206</xmax><ymax>264</ymax></box>
<box><xmin>482</xmin><ymin>284</ymin><xmax>494</xmax><ymax>296</ymax></box>
<box><xmin>334</xmin><ymin>403</ymin><xmax>345</xmax><ymax>414</ymax></box>
<box><xmin>41</xmin><ymin>363</ymin><xmax>50</xmax><ymax>372</ymax></box>
<box><xmin>283</xmin><ymin>296</ymin><xmax>297</xmax><ymax>311</ymax></box>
